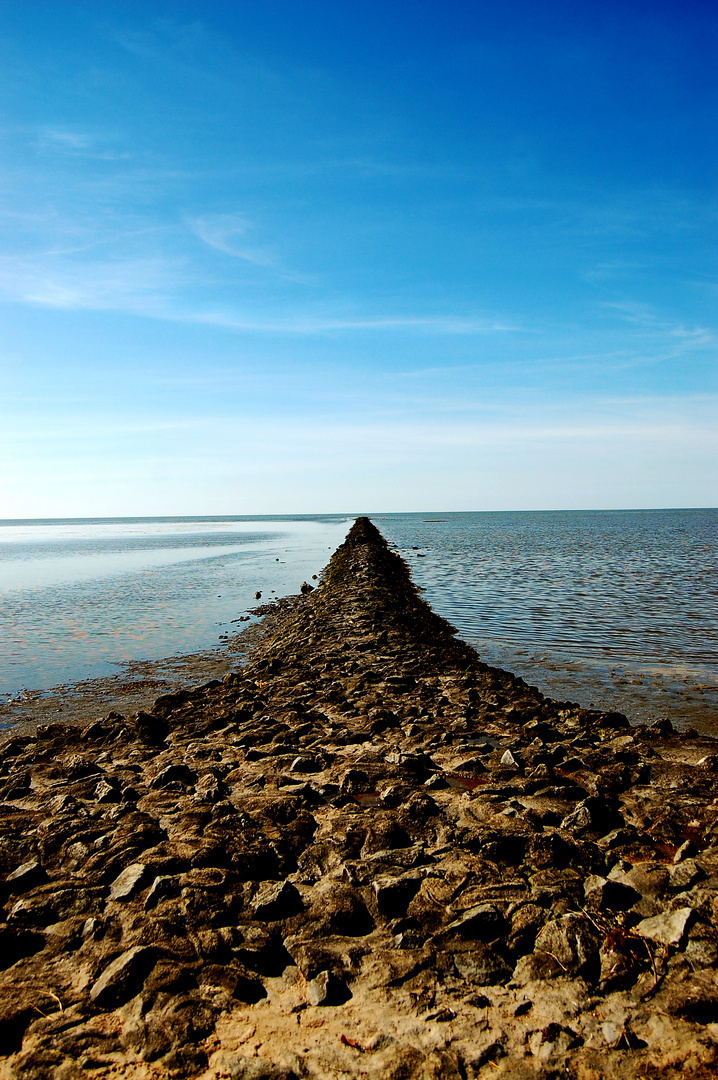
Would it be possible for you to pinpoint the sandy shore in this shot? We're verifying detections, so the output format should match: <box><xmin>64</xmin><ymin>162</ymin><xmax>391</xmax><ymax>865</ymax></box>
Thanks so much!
<box><xmin>2</xmin><ymin>518</ymin><xmax>718</xmax><ymax>1078</ymax></box>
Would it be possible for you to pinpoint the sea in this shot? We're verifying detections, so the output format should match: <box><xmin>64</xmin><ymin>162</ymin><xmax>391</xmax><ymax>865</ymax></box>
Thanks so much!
<box><xmin>1</xmin><ymin>510</ymin><xmax>716</xmax><ymax>731</ymax></box>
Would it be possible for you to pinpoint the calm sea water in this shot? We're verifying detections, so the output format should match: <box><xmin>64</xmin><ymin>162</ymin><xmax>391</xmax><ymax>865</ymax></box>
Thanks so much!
<box><xmin>0</xmin><ymin>516</ymin><xmax>353</xmax><ymax>696</ymax></box>
<box><xmin>1</xmin><ymin>510</ymin><xmax>716</xmax><ymax>730</ymax></box>
<box><xmin>377</xmin><ymin>509</ymin><xmax>718</xmax><ymax>730</ymax></box>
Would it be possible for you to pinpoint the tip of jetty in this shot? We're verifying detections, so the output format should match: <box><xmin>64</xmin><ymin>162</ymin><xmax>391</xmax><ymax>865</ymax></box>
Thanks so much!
<box><xmin>2</xmin><ymin>517</ymin><xmax>718</xmax><ymax>1078</ymax></box>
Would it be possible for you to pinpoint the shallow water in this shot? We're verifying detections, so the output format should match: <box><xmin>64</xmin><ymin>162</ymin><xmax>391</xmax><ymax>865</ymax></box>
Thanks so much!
<box><xmin>376</xmin><ymin>509</ymin><xmax>718</xmax><ymax>730</ymax></box>
<box><xmin>1</xmin><ymin>510</ymin><xmax>716</xmax><ymax>732</ymax></box>
<box><xmin>0</xmin><ymin>516</ymin><xmax>352</xmax><ymax>696</ymax></box>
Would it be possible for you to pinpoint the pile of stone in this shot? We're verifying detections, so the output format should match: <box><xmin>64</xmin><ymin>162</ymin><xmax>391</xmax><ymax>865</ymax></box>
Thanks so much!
<box><xmin>1</xmin><ymin>518</ymin><xmax>718</xmax><ymax>1079</ymax></box>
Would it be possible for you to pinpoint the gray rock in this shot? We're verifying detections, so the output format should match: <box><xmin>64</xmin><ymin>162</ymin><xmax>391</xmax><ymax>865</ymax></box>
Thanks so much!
<box><xmin>339</xmin><ymin>768</ymin><xmax>371</xmax><ymax>794</ymax></box>
<box><xmin>425</xmin><ymin>774</ymin><xmax>449</xmax><ymax>789</ymax></box>
<box><xmin>306</xmin><ymin>969</ymin><xmax>350</xmax><ymax>1006</ymax></box>
<box><xmin>534</xmin><ymin>914</ymin><xmax>600</xmax><ymax>977</ymax></box>
<box><xmin>674</xmin><ymin>839</ymin><xmax>697</xmax><ymax>863</ymax></box>
<box><xmin>636</xmin><ymin>906</ymin><xmax>693</xmax><ymax>947</ymax></box>
<box><xmin>90</xmin><ymin>945</ymin><xmax>156</xmax><ymax>1008</ymax></box>
<box><xmin>560</xmin><ymin>805</ymin><xmax>592</xmax><ymax>833</ymax></box>
<box><xmin>668</xmin><ymin>859</ymin><xmax>704</xmax><ymax>892</ymax></box>
<box><xmin>453</xmin><ymin>945</ymin><xmax>512</xmax><ymax>986</ymax></box>
<box><xmin>109</xmin><ymin>863</ymin><xmax>150</xmax><ymax>901</ymax></box>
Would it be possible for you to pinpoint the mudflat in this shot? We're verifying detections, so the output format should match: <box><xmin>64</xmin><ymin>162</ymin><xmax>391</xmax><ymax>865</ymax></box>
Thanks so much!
<box><xmin>2</xmin><ymin>517</ymin><xmax>718</xmax><ymax>1078</ymax></box>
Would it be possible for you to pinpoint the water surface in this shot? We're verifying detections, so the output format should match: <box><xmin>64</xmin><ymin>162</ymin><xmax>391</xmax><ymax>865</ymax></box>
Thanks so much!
<box><xmin>1</xmin><ymin>510</ymin><xmax>716</xmax><ymax>731</ymax></box>
<box><xmin>377</xmin><ymin>509</ymin><xmax>718</xmax><ymax>730</ymax></box>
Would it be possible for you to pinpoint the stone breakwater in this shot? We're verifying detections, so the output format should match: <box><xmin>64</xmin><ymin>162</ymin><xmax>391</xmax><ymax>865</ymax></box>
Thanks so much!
<box><xmin>2</xmin><ymin>517</ymin><xmax>718</xmax><ymax>1079</ymax></box>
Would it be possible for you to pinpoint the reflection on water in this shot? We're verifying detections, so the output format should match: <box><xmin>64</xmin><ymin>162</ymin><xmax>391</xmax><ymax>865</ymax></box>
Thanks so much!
<box><xmin>0</xmin><ymin>516</ymin><xmax>352</xmax><ymax>696</ymax></box>
<box><xmin>376</xmin><ymin>509</ymin><xmax>718</xmax><ymax>731</ymax></box>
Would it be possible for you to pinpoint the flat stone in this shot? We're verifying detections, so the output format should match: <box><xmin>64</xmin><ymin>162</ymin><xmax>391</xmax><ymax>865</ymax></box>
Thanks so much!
<box><xmin>443</xmin><ymin>904</ymin><xmax>505</xmax><ymax>942</ymax></box>
<box><xmin>636</xmin><ymin>907</ymin><xmax>693</xmax><ymax>947</ymax></box>
<box><xmin>144</xmin><ymin>875</ymin><xmax>180</xmax><ymax>911</ymax></box>
<box><xmin>227</xmin><ymin>1055</ymin><xmax>299</xmax><ymax>1079</ymax></box>
<box><xmin>453</xmin><ymin>945</ymin><xmax>512</xmax><ymax>986</ymax></box>
<box><xmin>668</xmin><ymin>860</ymin><xmax>704</xmax><ymax>892</ymax></box>
<box><xmin>89</xmin><ymin>946</ymin><xmax>156</xmax><ymax>1008</ymax></box>
<box><xmin>109</xmin><ymin>862</ymin><xmax>150</xmax><ymax>901</ymax></box>
<box><xmin>5</xmin><ymin>860</ymin><xmax>47</xmax><ymax>892</ymax></box>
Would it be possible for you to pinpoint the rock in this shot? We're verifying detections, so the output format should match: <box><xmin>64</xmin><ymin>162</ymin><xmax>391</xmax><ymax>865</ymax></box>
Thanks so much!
<box><xmin>443</xmin><ymin>904</ymin><xmax>505</xmax><ymax>942</ymax></box>
<box><xmin>134</xmin><ymin>711</ymin><xmax>168</xmax><ymax>746</ymax></box>
<box><xmin>534</xmin><ymin>914</ymin><xmax>601</xmax><ymax>978</ymax></box>
<box><xmin>500</xmin><ymin>750</ymin><xmax>520</xmax><ymax>770</ymax></box>
<box><xmin>453</xmin><ymin>945</ymin><xmax>512</xmax><ymax>986</ymax></box>
<box><xmin>668</xmin><ymin>859</ymin><xmax>704</xmax><ymax>892</ymax></box>
<box><xmin>252</xmin><ymin>880</ymin><xmax>302</xmax><ymax>921</ymax></box>
<box><xmin>90</xmin><ymin>946</ymin><xmax>156</xmax><ymax>1008</ymax></box>
<box><xmin>300</xmin><ymin>582</ymin><xmax>314</xmax><ymax>594</ymax></box>
<box><xmin>5</xmin><ymin>860</ymin><xmax>47</xmax><ymax>893</ymax></box>
<box><xmin>290</xmin><ymin>756</ymin><xmax>320</xmax><ymax>773</ymax></box>
<box><xmin>94</xmin><ymin>779</ymin><xmax>121</xmax><ymax>803</ymax></box>
<box><xmin>636</xmin><ymin>907</ymin><xmax>693</xmax><ymax>947</ymax></box>
<box><xmin>560</xmin><ymin>804</ymin><xmax>592</xmax><ymax>833</ymax></box>
<box><xmin>109</xmin><ymin>862</ymin><xmax>151</xmax><ymax>901</ymax></box>
<box><xmin>150</xmin><ymin>763</ymin><xmax>196</xmax><ymax>789</ymax></box>
<box><xmin>584</xmin><ymin>874</ymin><xmax>640</xmax><ymax>912</ymax></box>
<box><xmin>527</xmin><ymin>1023</ymin><xmax>581</xmax><ymax>1060</ymax></box>
<box><xmin>372</xmin><ymin>873</ymin><xmax>422</xmax><ymax>918</ymax></box>
<box><xmin>674</xmin><ymin>839</ymin><xmax>698</xmax><ymax>863</ymax></box>
<box><xmin>306</xmin><ymin>969</ymin><xmax>350</xmax><ymax>1006</ymax></box>
<box><xmin>144</xmin><ymin>875</ymin><xmax>180</xmax><ymax>911</ymax></box>
<box><xmin>339</xmin><ymin>768</ymin><xmax>371</xmax><ymax>794</ymax></box>
<box><xmin>227</xmin><ymin>1055</ymin><xmax>298</xmax><ymax>1079</ymax></box>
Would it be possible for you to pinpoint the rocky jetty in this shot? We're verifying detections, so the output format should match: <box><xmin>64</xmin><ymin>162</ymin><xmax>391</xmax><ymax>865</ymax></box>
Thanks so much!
<box><xmin>2</xmin><ymin>517</ymin><xmax>718</xmax><ymax>1079</ymax></box>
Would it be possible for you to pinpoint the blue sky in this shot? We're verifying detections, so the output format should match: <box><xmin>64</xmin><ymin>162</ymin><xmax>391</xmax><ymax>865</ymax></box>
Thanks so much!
<box><xmin>1</xmin><ymin>0</ymin><xmax>715</xmax><ymax>514</ymax></box>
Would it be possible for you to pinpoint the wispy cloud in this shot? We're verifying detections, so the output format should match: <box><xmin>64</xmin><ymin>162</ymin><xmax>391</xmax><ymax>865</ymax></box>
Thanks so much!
<box><xmin>190</xmin><ymin>213</ymin><xmax>278</xmax><ymax>268</ymax></box>
<box><xmin>0</xmin><ymin>254</ymin><xmax>183</xmax><ymax>312</ymax></box>
<box><xmin>35</xmin><ymin>126</ymin><xmax>131</xmax><ymax>161</ymax></box>
<box><xmin>189</xmin><ymin>310</ymin><xmax>520</xmax><ymax>334</ymax></box>
<box><xmin>602</xmin><ymin>301</ymin><xmax>715</xmax><ymax>347</ymax></box>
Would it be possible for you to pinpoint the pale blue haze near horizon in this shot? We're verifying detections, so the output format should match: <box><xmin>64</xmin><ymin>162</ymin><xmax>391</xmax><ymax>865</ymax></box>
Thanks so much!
<box><xmin>0</xmin><ymin>0</ymin><xmax>716</xmax><ymax>515</ymax></box>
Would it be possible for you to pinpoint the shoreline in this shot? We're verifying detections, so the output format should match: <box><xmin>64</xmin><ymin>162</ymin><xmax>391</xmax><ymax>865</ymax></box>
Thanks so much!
<box><xmin>2</xmin><ymin>517</ymin><xmax>718</xmax><ymax>1077</ymax></box>
<box><xmin>0</xmin><ymin>601</ymin><xmax>292</xmax><ymax>736</ymax></box>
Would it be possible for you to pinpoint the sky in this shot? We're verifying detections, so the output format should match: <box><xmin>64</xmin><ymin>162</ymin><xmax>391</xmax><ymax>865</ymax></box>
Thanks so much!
<box><xmin>0</xmin><ymin>0</ymin><xmax>716</xmax><ymax>515</ymax></box>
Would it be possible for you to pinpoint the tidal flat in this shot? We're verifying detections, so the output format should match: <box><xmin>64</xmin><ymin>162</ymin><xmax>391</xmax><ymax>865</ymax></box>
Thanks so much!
<box><xmin>2</xmin><ymin>518</ymin><xmax>718</xmax><ymax>1078</ymax></box>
